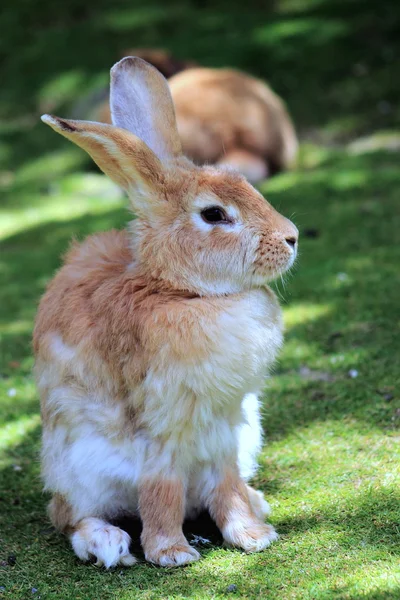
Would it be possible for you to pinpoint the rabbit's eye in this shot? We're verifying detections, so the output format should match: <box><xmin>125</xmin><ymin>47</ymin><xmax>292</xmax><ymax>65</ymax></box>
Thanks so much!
<box><xmin>201</xmin><ymin>206</ymin><xmax>228</xmax><ymax>224</ymax></box>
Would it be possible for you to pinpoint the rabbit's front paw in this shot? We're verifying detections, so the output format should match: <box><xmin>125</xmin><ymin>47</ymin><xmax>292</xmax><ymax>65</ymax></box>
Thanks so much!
<box><xmin>222</xmin><ymin>520</ymin><xmax>278</xmax><ymax>553</ymax></box>
<box><xmin>144</xmin><ymin>538</ymin><xmax>200</xmax><ymax>567</ymax></box>
<box><xmin>71</xmin><ymin>518</ymin><xmax>137</xmax><ymax>568</ymax></box>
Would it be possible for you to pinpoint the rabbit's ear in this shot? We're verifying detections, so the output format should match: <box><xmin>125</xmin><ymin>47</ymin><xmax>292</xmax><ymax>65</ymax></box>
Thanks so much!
<box><xmin>110</xmin><ymin>56</ymin><xmax>182</xmax><ymax>160</ymax></box>
<box><xmin>41</xmin><ymin>115</ymin><xmax>163</xmax><ymax>207</ymax></box>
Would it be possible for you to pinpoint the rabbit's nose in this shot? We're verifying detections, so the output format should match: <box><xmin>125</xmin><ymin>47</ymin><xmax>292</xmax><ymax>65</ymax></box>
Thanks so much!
<box><xmin>285</xmin><ymin>236</ymin><xmax>297</xmax><ymax>250</ymax></box>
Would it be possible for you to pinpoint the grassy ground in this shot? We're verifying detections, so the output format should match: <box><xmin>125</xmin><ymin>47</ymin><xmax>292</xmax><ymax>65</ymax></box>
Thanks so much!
<box><xmin>1</xmin><ymin>0</ymin><xmax>400</xmax><ymax>598</ymax></box>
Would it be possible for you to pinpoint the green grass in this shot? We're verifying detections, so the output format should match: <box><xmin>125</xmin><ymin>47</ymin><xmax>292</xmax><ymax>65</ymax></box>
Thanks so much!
<box><xmin>1</xmin><ymin>0</ymin><xmax>400</xmax><ymax>598</ymax></box>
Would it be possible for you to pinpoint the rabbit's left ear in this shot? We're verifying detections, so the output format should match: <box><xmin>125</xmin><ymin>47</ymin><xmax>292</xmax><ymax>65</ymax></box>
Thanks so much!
<box><xmin>110</xmin><ymin>56</ymin><xmax>182</xmax><ymax>160</ymax></box>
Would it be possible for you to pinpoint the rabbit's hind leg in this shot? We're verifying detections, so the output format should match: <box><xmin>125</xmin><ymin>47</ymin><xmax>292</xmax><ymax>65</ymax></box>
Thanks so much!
<box><xmin>216</xmin><ymin>149</ymin><xmax>269</xmax><ymax>184</ymax></box>
<box><xmin>246</xmin><ymin>485</ymin><xmax>271</xmax><ymax>520</ymax></box>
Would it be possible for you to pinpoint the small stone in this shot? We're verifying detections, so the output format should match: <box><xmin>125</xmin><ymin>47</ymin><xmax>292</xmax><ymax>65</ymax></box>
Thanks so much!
<box><xmin>13</xmin><ymin>465</ymin><xmax>22</xmax><ymax>472</ymax></box>
<box><xmin>348</xmin><ymin>369</ymin><xmax>359</xmax><ymax>378</ymax></box>
<box><xmin>7</xmin><ymin>388</ymin><xmax>17</xmax><ymax>397</ymax></box>
<box><xmin>190</xmin><ymin>534</ymin><xmax>211</xmax><ymax>546</ymax></box>
<box><xmin>7</xmin><ymin>555</ymin><xmax>16</xmax><ymax>566</ymax></box>
<box><xmin>337</xmin><ymin>272</ymin><xmax>349</xmax><ymax>282</ymax></box>
<box><xmin>226</xmin><ymin>584</ymin><xmax>237</xmax><ymax>593</ymax></box>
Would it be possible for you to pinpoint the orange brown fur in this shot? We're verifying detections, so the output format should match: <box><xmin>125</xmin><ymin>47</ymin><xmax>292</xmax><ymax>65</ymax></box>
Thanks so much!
<box><xmin>48</xmin><ymin>493</ymin><xmax>74</xmax><ymax>533</ymax></box>
<box><xmin>139</xmin><ymin>479</ymin><xmax>195</xmax><ymax>564</ymax></box>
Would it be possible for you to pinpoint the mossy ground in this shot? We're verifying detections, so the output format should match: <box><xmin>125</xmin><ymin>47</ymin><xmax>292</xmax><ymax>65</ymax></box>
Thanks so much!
<box><xmin>0</xmin><ymin>0</ymin><xmax>399</xmax><ymax>598</ymax></box>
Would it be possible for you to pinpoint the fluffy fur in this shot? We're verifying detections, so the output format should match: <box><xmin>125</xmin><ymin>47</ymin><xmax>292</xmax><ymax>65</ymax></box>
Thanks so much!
<box><xmin>34</xmin><ymin>57</ymin><xmax>298</xmax><ymax>568</ymax></box>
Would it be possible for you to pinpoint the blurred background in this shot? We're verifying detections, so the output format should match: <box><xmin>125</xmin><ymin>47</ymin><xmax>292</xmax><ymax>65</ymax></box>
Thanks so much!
<box><xmin>1</xmin><ymin>1</ymin><xmax>400</xmax><ymax>598</ymax></box>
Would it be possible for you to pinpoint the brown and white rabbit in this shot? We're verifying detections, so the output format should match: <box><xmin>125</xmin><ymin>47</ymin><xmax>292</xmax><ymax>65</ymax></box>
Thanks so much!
<box><xmin>34</xmin><ymin>57</ymin><xmax>298</xmax><ymax>568</ymax></box>
<box><xmin>169</xmin><ymin>67</ymin><xmax>298</xmax><ymax>183</ymax></box>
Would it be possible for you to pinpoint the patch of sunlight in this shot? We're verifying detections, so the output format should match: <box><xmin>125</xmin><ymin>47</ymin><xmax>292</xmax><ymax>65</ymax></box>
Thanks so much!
<box><xmin>37</xmin><ymin>70</ymin><xmax>86</xmax><ymax>112</ymax></box>
<box><xmin>348</xmin><ymin>130</ymin><xmax>400</xmax><ymax>155</ymax></box>
<box><xmin>262</xmin><ymin>166</ymin><xmax>332</xmax><ymax>195</ymax></box>
<box><xmin>330</xmin><ymin>168</ymin><xmax>368</xmax><ymax>191</ymax></box>
<box><xmin>261</xmin><ymin>171</ymin><xmax>300</xmax><ymax>193</ymax></box>
<box><xmin>268</xmin><ymin>418</ymin><xmax>399</xmax><ymax>457</ymax></box>
<box><xmin>280</xmin><ymin>337</ymin><xmax>319</xmax><ymax>363</ymax></box>
<box><xmin>0</xmin><ymin>174</ymin><xmax>125</xmax><ymax>239</ymax></box>
<box><xmin>0</xmin><ymin>319</ymin><xmax>32</xmax><ymax>335</ymax></box>
<box><xmin>15</xmin><ymin>149</ymin><xmax>85</xmax><ymax>186</ymax></box>
<box><xmin>254</xmin><ymin>18</ymin><xmax>348</xmax><ymax>45</ymax></box>
<box><xmin>283</xmin><ymin>302</ymin><xmax>332</xmax><ymax>328</ymax></box>
<box><xmin>319</xmin><ymin>563</ymin><xmax>400</xmax><ymax>597</ymax></box>
<box><xmin>298</xmin><ymin>143</ymin><xmax>338</xmax><ymax>170</ymax></box>
<box><xmin>0</xmin><ymin>414</ymin><xmax>40</xmax><ymax>454</ymax></box>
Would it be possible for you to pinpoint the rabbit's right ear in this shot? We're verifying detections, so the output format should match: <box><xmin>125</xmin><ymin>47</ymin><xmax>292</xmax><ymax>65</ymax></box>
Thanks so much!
<box><xmin>41</xmin><ymin>115</ymin><xmax>164</xmax><ymax>217</ymax></box>
<box><xmin>110</xmin><ymin>56</ymin><xmax>182</xmax><ymax>160</ymax></box>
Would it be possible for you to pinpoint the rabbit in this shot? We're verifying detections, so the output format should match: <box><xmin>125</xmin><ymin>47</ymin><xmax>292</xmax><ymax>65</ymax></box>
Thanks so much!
<box><xmin>88</xmin><ymin>57</ymin><xmax>297</xmax><ymax>184</ymax></box>
<box><xmin>168</xmin><ymin>67</ymin><xmax>298</xmax><ymax>183</ymax></box>
<box><xmin>33</xmin><ymin>56</ymin><xmax>299</xmax><ymax>569</ymax></box>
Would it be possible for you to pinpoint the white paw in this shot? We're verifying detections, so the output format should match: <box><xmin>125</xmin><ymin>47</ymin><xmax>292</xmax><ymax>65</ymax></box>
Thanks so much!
<box><xmin>247</xmin><ymin>486</ymin><xmax>272</xmax><ymax>519</ymax></box>
<box><xmin>145</xmin><ymin>541</ymin><xmax>201</xmax><ymax>567</ymax></box>
<box><xmin>223</xmin><ymin>520</ymin><xmax>278</xmax><ymax>553</ymax></box>
<box><xmin>71</xmin><ymin>518</ymin><xmax>136</xmax><ymax>568</ymax></box>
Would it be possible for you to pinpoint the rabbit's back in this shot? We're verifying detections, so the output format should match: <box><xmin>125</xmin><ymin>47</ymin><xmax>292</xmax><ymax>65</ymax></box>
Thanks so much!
<box><xmin>169</xmin><ymin>68</ymin><xmax>297</xmax><ymax>171</ymax></box>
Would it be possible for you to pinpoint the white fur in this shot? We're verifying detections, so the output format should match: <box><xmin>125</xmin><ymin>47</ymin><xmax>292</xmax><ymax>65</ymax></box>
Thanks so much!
<box><xmin>237</xmin><ymin>393</ymin><xmax>263</xmax><ymax>480</ymax></box>
<box><xmin>71</xmin><ymin>518</ymin><xmax>136</xmax><ymax>568</ymax></box>
<box><xmin>221</xmin><ymin>514</ymin><xmax>279</xmax><ymax>552</ymax></box>
<box><xmin>246</xmin><ymin>486</ymin><xmax>271</xmax><ymax>519</ymax></box>
<box><xmin>144</xmin><ymin>536</ymin><xmax>200</xmax><ymax>566</ymax></box>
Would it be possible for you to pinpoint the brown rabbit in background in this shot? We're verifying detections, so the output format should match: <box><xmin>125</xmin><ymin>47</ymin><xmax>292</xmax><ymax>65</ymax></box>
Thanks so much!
<box><xmin>34</xmin><ymin>57</ymin><xmax>298</xmax><ymax>568</ymax></box>
<box><xmin>169</xmin><ymin>67</ymin><xmax>298</xmax><ymax>183</ymax></box>
<box><xmin>89</xmin><ymin>51</ymin><xmax>298</xmax><ymax>183</ymax></box>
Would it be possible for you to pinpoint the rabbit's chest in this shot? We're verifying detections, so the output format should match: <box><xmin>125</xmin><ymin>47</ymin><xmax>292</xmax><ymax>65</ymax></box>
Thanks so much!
<box><xmin>185</xmin><ymin>288</ymin><xmax>283</xmax><ymax>396</ymax></box>
<box><xmin>140</xmin><ymin>288</ymin><xmax>283</xmax><ymax>441</ymax></box>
